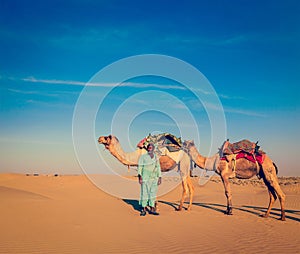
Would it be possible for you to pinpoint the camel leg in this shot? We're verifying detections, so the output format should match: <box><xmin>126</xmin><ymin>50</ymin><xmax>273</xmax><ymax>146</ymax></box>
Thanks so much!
<box><xmin>275</xmin><ymin>185</ymin><xmax>286</xmax><ymax>221</ymax></box>
<box><xmin>221</xmin><ymin>174</ymin><xmax>233</xmax><ymax>215</ymax></box>
<box><xmin>263</xmin><ymin>189</ymin><xmax>276</xmax><ymax>218</ymax></box>
<box><xmin>270</xmin><ymin>175</ymin><xmax>286</xmax><ymax>221</ymax></box>
<box><xmin>186</xmin><ymin>176</ymin><xmax>194</xmax><ymax>211</ymax></box>
<box><xmin>261</xmin><ymin>165</ymin><xmax>286</xmax><ymax>221</ymax></box>
<box><xmin>177</xmin><ymin>177</ymin><xmax>188</xmax><ymax>211</ymax></box>
<box><xmin>177</xmin><ymin>157</ymin><xmax>193</xmax><ymax>211</ymax></box>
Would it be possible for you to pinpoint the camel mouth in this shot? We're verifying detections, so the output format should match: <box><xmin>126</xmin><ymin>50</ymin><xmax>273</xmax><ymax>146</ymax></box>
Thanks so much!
<box><xmin>98</xmin><ymin>136</ymin><xmax>112</xmax><ymax>148</ymax></box>
<box><xmin>98</xmin><ymin>136</ymin><xmax>107</xmax><ymax>144</ymax></box>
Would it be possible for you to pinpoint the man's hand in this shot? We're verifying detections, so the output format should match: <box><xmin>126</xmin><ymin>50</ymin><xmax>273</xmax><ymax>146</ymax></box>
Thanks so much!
<box><xmin>138</xmin><ymin>175</ymin><xmax>143</xmax><ymax>185</ymax></box>
<box><xmin>158</xmin><ymin>177</ymin><xmax>162</xmax><ymax>185</ymax></box>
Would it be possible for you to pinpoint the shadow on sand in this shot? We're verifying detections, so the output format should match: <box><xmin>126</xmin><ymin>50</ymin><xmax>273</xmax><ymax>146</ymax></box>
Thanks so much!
<box><xmin>123</xmin><ymin>199</ymin><xmax>141</xmax><ymax>212</ymax></box>
<box><xmin>158</xmin><ymin>200</ymin><xmax>300</xmax><ymax>222</ymax></box>
<box><xmin>242</xmin><ymin>205</ymin><xmax>300</xmax><ymax>222</ymax></box>
<box><xmin>123</xmin><ymin>199</ymin><xmax>300</xmax><ymax>222</ymax></box>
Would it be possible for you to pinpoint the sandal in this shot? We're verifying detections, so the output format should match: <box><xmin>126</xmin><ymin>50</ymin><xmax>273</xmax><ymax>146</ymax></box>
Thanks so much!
<box><xmin>149</xmin><ymin>210</ymin><xmax>159</xmax><ymax>216</ymax></box>
<box><xmin>140</xmin><ymin>210</ymin><xmax>146</xmax><ymax>216</ymax></box>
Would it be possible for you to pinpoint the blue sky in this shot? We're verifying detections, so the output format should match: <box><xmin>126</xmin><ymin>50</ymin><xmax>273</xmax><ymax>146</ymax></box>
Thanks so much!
<box><xmin>0</xmin><ymin>0</ymin><xmax>299</xmax><ymax>176</ymax></box>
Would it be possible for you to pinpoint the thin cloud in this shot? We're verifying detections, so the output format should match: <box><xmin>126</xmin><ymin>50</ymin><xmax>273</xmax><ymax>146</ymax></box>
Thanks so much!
<box><xmin>22</xmin><ymin>77</ymin><xmax>88</xmax><ymax>86</ymax></box>
<box><xmin>192</xmin><ymin>101</ymin><xmax>266</xmax><ymax>117</ymax></box>
<box><xmin>7</xmin><ymin>88</ymin><xmax>78</xmax><ymax>98</ymax></box>
<box><xmin>20</xmin><ymin>76</ymin><xmax>185</xmax><ymax>90</ymax></box>
<box><xmin>8</xmin><ymin>88</ymin><xmax>40</xmax><ymax>95</ymax></box>
<box><xmin>25</xmin><ymin>99</ymin><xmax>74</xmax><ymax>109</ymax></box>
<box><xmin>123</xmin><ymin>82</ymin><xmax>185</xmax><ymax>90</ymax></box>
<box><xmin>5</xmin><ymin>76</ymin><xmax>266</xmax><ymax>117</ymax></box>
<box><xmin>20</xmin><ymin>76</ymin><xmax>238</xmax><ymax>98</ymax></box>
<box><xmin>218</xmin><ymin>93</ymin><xmax>247</xmax><ymax>100</ymax></box>
<box><xmin>224</xmin><ymin>107</ymin><xmax>267</xmax><ymax>117</ymax></box>
<box><xmin>7</xmin><ymin>75</ymin><xmax>247</xmax><ymax>101</ymax></box>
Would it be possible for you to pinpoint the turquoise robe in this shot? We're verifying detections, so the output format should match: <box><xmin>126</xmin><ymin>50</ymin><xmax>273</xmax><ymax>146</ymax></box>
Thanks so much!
<box><xmin>138</xmin><ymin>153</ymin><xmax>161</xmax><ymax>207</ymax></box>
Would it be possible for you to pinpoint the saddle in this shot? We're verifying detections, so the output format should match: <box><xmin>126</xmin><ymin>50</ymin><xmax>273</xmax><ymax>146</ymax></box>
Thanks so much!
<box><xmin>221</xmin><ymin>139</ymin><xmax>265</xmax><ymax>165</ymax></box>
<box><xmin>222</xmin><ymin>139</ymin><xmax>259</xmax><ymax>154</ymax></box>
<box><xmin>137</xmin><ymin>133</ymin><xmax>182</xmax><ymax>152</ymax></box>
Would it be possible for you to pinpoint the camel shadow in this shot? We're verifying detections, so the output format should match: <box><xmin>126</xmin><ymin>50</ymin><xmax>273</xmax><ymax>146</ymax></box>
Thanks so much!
<box><xmin>158</xmin><ymin>200</ymin><xmax>184</xmax><ymax>210</ymax></box>
<box><xmin>160</xmin><ymin>201</ymin><xmax>300</xmax><ymax>222</ymax></box>
<box><xmin>192</xmin><ymin>202</ymin><xmax>227</xmax><ymax>214</ymax></box>
<box><xmin>192</xmin><ymin>203</ymin><xmax>300</xmax><ymax>222</ymax></box>
<box><xmin>243</xmin><ymin>205</ymin><xmax>300</xmax><ymax>222</ymax></box>
<box><xmin>123</xmin><ymin>199</ymin><xmax>141</xmax><ymax>212</ymax></box>
<box><xmin>158</xmin><ymin>201</ymin><xmax>228</xmax><ymax>213</ymax></box>
<box><xmin>158</xmin><ymin>200</ymin><xmax>227</xmax><ymax>213</ymax></box>
<box><xmin>243</xmin><ymin>205</ymin><xmax>300</xmax><ymax>215</ymax></box>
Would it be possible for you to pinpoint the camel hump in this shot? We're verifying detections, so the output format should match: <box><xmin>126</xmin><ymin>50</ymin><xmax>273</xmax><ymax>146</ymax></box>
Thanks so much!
<box><xmin>159</xmin><ymin>155</ymin><xmax>177</xmax><ymax>172</ymax></box>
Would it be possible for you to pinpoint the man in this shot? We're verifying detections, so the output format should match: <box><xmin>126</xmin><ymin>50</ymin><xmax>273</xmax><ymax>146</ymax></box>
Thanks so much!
<box><xmin>138</xmin><ymin>143</ymin><xmax>162</xmax><ymax>216</ymax></box>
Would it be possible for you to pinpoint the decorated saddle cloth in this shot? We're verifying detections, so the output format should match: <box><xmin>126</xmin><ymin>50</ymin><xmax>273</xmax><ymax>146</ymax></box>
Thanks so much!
<box><xmin>223</xmin><ymin>139</ymin><xmax>257</xmax><ymax>154</ymax></box>
<box><xmin>137</xmin><ymin>133</ymin><xmax>182</xmax><ymax>152</ymax></box>
<box><xmin>221</xmin><ymin>139</ymin><xmax>265</xmax><ymax>165</ymax></box>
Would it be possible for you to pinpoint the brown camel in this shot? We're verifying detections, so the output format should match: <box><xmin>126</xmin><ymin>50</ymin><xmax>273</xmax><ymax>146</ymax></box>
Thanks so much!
<box><xmin>183</xmin><ymin>140</ymin><xmax>286</xmax><ymax>220</ymax></box>
<box><xmin>98</xmin><ymin>135</ymin><xmax>194</xmax><ymax>211</ymax></box>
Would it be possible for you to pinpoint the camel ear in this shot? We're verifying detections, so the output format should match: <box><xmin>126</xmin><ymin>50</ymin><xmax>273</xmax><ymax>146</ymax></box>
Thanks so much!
<box><xmin>104</xmin><ymin>135</ymin><xmax>111</xmax><ymax>144</ymax></box>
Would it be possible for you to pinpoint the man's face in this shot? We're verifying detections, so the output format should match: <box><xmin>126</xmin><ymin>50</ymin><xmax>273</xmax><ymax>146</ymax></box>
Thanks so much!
<box><xmin>147</xmin><ymin>144</ymin><xmax>154</xmax><ymax>153</ymax></box>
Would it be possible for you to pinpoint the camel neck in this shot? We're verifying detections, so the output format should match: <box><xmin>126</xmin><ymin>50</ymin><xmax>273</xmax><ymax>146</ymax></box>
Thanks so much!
<box><xmin>189</xmin><ymin>146</ymin><xmax>207</xmax><ymax>169</ymax></box>
<box><xmin>108</xmin><ymin>139</ymin><xmax>142</xmax><ymax>166</ymax></box>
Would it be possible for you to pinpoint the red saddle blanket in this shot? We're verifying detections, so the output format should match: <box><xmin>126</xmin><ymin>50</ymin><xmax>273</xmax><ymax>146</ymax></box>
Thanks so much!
<box><xmin>221</xmin><ymin>152</ymin><xmax>265</xmax><ymax>165</ymax></box>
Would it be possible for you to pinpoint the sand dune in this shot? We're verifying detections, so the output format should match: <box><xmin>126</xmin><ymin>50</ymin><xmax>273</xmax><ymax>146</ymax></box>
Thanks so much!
<box><xmin>0</xmin><ymin>173</ymin><xmax>299</xmax><ymax>254</ymax></box>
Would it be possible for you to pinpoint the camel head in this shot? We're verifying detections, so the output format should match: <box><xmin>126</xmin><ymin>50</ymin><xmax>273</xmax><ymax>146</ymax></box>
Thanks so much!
<box><xmin>98</xmin><ymin>135</ymin><xmax>119</xmax><ymax>149</ymax></box>
<box><xmin>182</xmin><ymin>140</ymin><xmax>196</xmax><ymax>157</ymax></box>
<box><xmin>182</xmin><ymin>140</ymin><xmax>195</xmax><ymax>150</ymax></box>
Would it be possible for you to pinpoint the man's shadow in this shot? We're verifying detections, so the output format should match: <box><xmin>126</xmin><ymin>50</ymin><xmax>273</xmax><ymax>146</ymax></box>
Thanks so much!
<box><xmin>123</xmin><ymin>199</ymin><xmax>141</xmax><ymax>212</ymax></box>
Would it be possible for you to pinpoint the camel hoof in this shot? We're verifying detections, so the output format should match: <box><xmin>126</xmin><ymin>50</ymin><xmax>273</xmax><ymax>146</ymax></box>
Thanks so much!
<box><xmin>280</xmin><ymin>213</ymin><xmax>286</xmax><ymax>221</ymax></box>
<box><xmin>261</xmin><ymin>214</ymin><xmax>269</xmax><ymax>218</ymax></box>
<box><xmin>176</xmin><ymin>207</ymin><xmax>182</xmax><ymax>211</ymax></box>
<box><xmin>224</xmin><ymin>207</ymin><xmax>233</xmax><ymax>215</ymax></box>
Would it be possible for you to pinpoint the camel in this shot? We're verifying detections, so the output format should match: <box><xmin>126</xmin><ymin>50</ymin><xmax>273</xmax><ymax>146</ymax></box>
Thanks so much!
<box><xmin>183</xmin><ymin>140</ymin><xmax>286</xmax><ymax>220</ymax></box>
<box><xmin>98</xmin><ymin>134</ymin><xmax>194</xmax><ymax>211</ymax></box>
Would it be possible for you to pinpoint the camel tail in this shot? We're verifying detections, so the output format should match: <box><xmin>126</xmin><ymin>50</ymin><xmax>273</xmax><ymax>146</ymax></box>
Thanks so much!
<box><xmin>273</xmin><ymin>162</ymin><xmax>278</xmax><ymax>175</ymax></box>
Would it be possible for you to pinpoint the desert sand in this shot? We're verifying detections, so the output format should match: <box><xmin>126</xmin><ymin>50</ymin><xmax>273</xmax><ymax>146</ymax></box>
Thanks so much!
<box><xmin>0</xmin><ymin>173</ymin><xmax>299</xmax><ymax>254</ymax></box>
